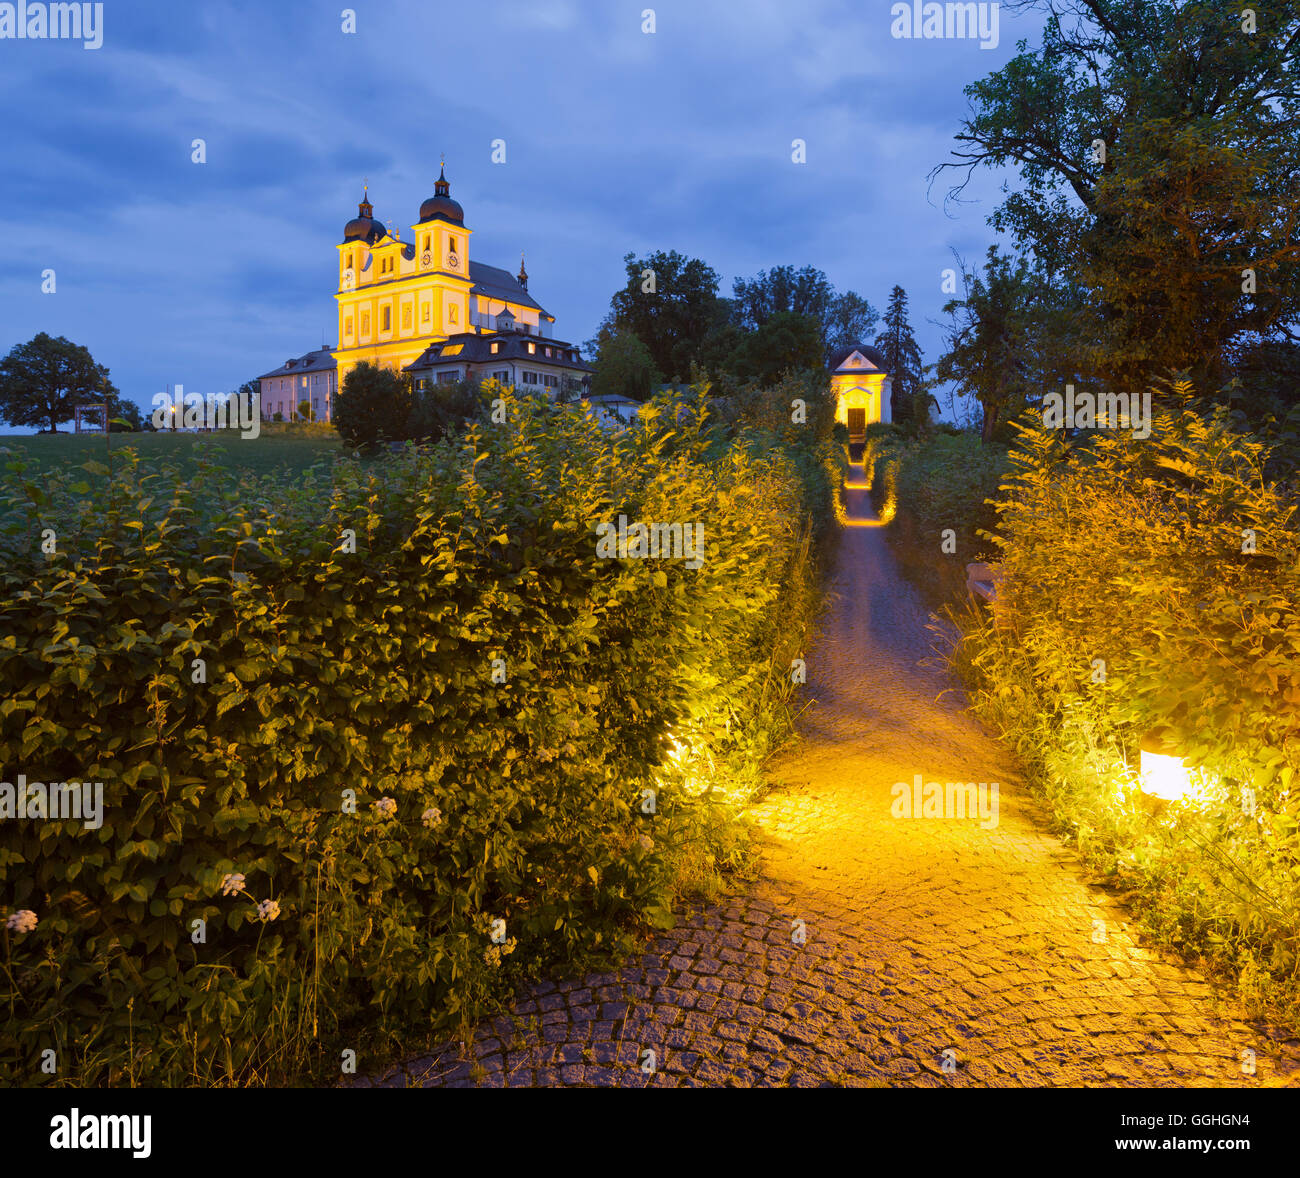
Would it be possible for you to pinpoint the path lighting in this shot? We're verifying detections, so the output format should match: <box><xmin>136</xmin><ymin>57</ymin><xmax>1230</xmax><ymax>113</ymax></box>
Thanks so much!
<box><xmin>1139</xmin><ymin>727</ymin><xmax>1192</xmax><ymax>801</ymax></box>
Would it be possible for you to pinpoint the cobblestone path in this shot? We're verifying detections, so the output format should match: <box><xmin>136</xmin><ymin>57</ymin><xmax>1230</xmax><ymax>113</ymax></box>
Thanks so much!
<box><xmin>360</xmin><ymin>469</ymin><xmax>1300</xmax><ymax>1088</ymax></box>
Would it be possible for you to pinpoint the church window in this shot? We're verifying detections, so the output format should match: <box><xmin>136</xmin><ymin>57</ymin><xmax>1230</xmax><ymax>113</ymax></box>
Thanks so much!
<box><xmin>345</xmin><ymin>317</ymin><xmax>353</xmax><ymax>337</ymax></box>
<box><xmin>381</xmin><ymin>307</ymin><xmax>391</xmax><ymax>331</ymax></box>
<box><xmin>402</xmin><ymin>306</ymin><xmax>411</xmax><ymax>330</ymax></box>
<box><xmin>361</xmin><ymin>312</ymin><xmax>370</xmax><ymax>335</ymax></box>
<box><xmin>423</xmin><ymin>305</ymin><xmax>431</xmax><ymax>322</ymax></box>
<box><xmin>449</xmin><ymin>304</ymin><xmax>458</xmax><ymax>324</ymax></box>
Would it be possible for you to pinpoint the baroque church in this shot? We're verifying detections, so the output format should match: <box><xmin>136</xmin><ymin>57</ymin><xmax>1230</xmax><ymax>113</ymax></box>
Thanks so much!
<box><xmin>333</xmin><ymin>165</ymin><xmax>590</xmax><ymax>395</ymax></box>
<box><xmin>259</xmin><ymin>165</ymin><xmax>590</xmax><ymax>422</ymax></box>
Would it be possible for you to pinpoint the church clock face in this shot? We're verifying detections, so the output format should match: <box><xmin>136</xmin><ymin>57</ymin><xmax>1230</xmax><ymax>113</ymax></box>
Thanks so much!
<box><xmin>448</xmin><ymin>251</ymin><xmax>459</xmax><ymax>268</ymax></box>
<box><xmin>341</xmin><ymin>269</ymin><xmax>354</xmax><ymax>289</ymax></box>
<box><xmin>421</xmin><ymin>251</ymin><xmax>432</xmax><ymax>266</ymax></box>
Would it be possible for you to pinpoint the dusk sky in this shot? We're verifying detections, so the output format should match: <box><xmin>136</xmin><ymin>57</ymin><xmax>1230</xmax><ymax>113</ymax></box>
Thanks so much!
<box><xmin>1</xmin><ymin>0</ymin><xmax>1045</xmax><ymax>426</ymax></box>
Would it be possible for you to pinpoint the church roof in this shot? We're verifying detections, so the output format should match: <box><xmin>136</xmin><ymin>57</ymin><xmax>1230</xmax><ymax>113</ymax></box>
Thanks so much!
<box><xmin>469</xmin><ymin>260</ymin><xmax>551</xmax><ymax>317</ymax></box>
<box><xmin>417</xmin><ymin>164</ymin><xmax>465</xmax><ymax>226</ymax></box>
<box><xmin>828</xmin><ymin>343</ymin><xmax>888</xmax><ymax>373</ymax></box>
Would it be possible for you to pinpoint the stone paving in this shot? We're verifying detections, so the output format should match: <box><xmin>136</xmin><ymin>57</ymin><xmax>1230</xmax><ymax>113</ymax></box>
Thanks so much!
<box><xmin>357</xmin><ymin>470</ymin><xmax>1300</xmax><ymax>1088</ymax></box>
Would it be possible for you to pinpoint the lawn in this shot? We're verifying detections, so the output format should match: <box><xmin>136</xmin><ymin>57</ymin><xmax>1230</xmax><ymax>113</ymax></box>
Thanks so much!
<box><xmin>0</xmin><ymin>426</ymin><xmax>343</xmax><ymax>480</ymax></box>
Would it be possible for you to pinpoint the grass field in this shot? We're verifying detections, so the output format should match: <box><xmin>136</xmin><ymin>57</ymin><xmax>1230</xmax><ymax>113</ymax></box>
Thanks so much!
<box><xmin>0</xmin><ymin>426</ymin><xmax>343</xmax><ymax>480</ymax></box>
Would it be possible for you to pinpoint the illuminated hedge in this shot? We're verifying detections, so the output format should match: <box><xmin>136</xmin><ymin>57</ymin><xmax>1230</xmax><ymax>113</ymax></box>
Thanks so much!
<box><xmin>0</xmin><ymin>387</ymin><xmax>830</xmax><ymax>1085</ymax></box>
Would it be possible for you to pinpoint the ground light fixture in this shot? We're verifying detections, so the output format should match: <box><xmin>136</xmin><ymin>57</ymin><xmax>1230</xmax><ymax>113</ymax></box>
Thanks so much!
<box><xmin>1138</xmin><ymin>727</ymin><xmax>1193</xmax><ymax>801</ymax></box>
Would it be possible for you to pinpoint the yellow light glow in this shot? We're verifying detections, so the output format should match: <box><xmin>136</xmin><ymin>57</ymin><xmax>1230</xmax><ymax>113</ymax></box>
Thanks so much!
<box><xmin>1139</xmin><ymin>730</ymin><xmax>1192</xmax><ymax>801</ymax></box>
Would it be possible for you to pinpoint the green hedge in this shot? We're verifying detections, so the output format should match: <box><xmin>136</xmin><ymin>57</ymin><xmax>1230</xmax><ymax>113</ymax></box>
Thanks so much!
<box><xmin>0</xmin><ymin>387</ymin><xmax>830</xmax><ymax>1085</ymax></box>
<box><xmin>861</xmin><ymin>430</ymin><xmax>1007</xmax><ymax>607</ymax></box>
<box><xmin>954</xmin><ymin>387</ymin><xmax>1300</xmax><ymax>1018</ymax></box>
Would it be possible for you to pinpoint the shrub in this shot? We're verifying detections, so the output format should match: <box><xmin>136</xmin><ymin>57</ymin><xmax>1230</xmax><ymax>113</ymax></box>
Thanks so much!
<box><xmin>949</xmin><ymin>383</ymin><xmax>1300</xmax><ymax>1019</ymax></box>
<box><xmin>0</xmin><ymin>384</ymin><xmax>830</xmax><ymax>1085</ymax></box>
<box><xmin>333</xmin><ymin>362</ymin><xmax>411</xmax><ymax>451</ymax></box>
<box><xmin>406</xmin><ymin>377</ymin><xmax>493</xmax><ymax>445</ymax></box>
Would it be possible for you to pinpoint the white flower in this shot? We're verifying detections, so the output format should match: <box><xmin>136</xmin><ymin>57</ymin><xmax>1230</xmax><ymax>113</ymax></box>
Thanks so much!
<box><xmin>220</xmin><ymin>873</ymin><xmax>246</xmax><ymax>897</ymax></box>
<box><xmin>422</xmin><ymin>806</ymin><xmax>443</xmax><ymax>828</ymax></box>
<box><xmin>373</xmin><ymin>797</ymin><xmax>397</xmax><ymax>818</ymax></box>
<box><xmin>638</xmin><ymin>834</ymin><xmax>654</xmax><ymax>853</ymax></box>
<box><xmin>6</xmin><ymin>909</ymin><xmax>37</xmax><ymax>934</ymax></box>
<box><xmin>257</xmin><ymin>899</ymin><xmax>281</xmax><ymax>922</ymax></box>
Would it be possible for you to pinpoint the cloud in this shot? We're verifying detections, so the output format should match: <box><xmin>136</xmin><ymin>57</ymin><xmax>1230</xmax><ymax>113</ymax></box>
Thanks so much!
<box><xmin>0</xmin><ymin>0</ymin><xmax>1044</xmax><ymax>423</ymax></box>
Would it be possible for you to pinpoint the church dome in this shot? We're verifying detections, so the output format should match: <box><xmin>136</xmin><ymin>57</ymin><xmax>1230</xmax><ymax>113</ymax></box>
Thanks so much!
<box><xmin>343</xmin><ymin>193</ymin><xmax>386</xmax><ymax>244</ymax></box>
<box><xmin>828</xmin><ymin>343</ymin><xmax>888</xmax><ymax>371</ymax></box>
<box><xmin>418</xmin><ymin>164</ymin><xmax>464</xmax><ymax>224</ymax></box>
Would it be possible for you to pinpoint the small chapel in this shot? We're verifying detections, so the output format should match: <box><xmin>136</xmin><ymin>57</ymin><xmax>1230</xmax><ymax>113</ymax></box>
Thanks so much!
<box><xmin>829</xmin><ymin>342</ymin><xmax>893</xmax><ymax>444</ymax></box>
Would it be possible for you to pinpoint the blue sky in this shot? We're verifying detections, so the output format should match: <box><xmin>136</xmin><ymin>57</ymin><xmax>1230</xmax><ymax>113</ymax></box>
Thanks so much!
<box><xmin>0</xmin><ymin>0</ymin><xmax>1043</xmax><ymax>427</ymax></box>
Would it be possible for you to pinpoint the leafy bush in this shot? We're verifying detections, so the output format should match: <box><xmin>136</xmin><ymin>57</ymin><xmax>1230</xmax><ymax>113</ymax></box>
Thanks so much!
<box><xmin>0</xmin><ymin>385</ymin><xmax>829</xmax><ymax>1085</ymax></box>
<box><xmin>333</xmin><ymin>362</ymin><xmax>411</xmax><ymax>451</ymax></box>
<box><xmin>406</xmin><ymin>377</ymin><xmax>493</xmax><ymax>445</ymax></box>
<box><xmin>863</xmin><ymin>430</ymin><xmax>1008</xmax><ymax>608</ymax></box>
<box><xmin>950</xmin><ymin>383</ymin><xmax>1300</xmax><ymax>1018</ymax></box>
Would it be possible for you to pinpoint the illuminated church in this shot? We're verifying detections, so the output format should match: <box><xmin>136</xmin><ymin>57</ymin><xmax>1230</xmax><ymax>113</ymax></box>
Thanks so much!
<box><xmin>830</xmin><ymin>342</ymin><xmax>892</xmax><ymax>444</ymax></box>
<box><xmin>331</xmin><ymin>164</ymin><xmax>591</xmax><ymax>397</ymax></box>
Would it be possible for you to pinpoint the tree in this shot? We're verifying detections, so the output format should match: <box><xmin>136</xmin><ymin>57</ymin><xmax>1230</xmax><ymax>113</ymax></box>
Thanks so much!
<box><xmin>605</xmin><ymin>250</ymin><xmax>725</xmax><ymax>381</ymax></box>
<box><xmin>731</xmin><ymin>264</ymin><xmax>878</xmax><ymax>360</ymax></box>
<box><xmin>824</xmin><ymin>290</ymin><xmax>880</xmax><ymax>359</ymax></box>
<box><xmin>875</xmin><ymin>286</ymin><xmax>926</xmax><ymax>425</ymax></box>
<box><xmin>587</xmin><ymin>326</ymin><xmax>663</xmax><ymax>402</ymax></box>
<box><xmin>232</xmin><ymin>380</ymin><xmax>260</xmax><ymax>411</ymax></box>
<box><xmin>0</xmin><ymin>333</ymin><xmax>118</xmax><ymax>432</ymax></box>
<box><xmin>297</xmin><ymin>400</ymin><xmax>314</xmax><ymax>422</ymax></box>
<box><xmin>107</xmin><ymin>398</ymin><xmax>145</xmax><ymax>432</ymax></box>
<box><xmin>933</xmin><ymin>1</ymin><xmax>1300</xmax><ymax>391</ymax></box>
<box><xmin>936</xmin><ymin>247</ymin><xmax>1034</xmax><ymax>444</ymax></box>
<box><xmin>333</xmin><ymin>362</ymin><xmax>411</xmax><ymax>451</ymax></box>
<box><xmin>407</xmin><ymin>377</ymin><xmax>490</xmax><ymax>444</ymax></box>
<box><xmin>725</xmin><ymin>311</ymin><xmax>825</xmax><ymax>387</ymax></box>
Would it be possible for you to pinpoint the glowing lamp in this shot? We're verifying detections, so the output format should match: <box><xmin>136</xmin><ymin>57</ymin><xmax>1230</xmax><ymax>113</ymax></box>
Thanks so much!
<box><xmin>1139</xmin><ymin>728</ymin><xmax>1192</xmax><ymax>801</ymax></box>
